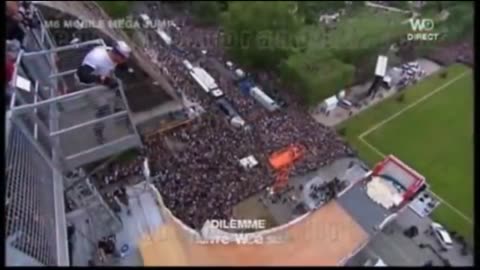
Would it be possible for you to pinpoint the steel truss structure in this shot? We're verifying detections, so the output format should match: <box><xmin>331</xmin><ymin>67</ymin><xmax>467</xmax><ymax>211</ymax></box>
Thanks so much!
<box><xmin>5</xmin><ymin>4</ymin><xmax>141</xmax><ymax>266</ymax></box>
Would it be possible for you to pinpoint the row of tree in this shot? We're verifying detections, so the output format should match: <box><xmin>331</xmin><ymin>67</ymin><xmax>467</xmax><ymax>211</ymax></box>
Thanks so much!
<box><xmin>187</xmin><ymin>1</ymin><xmax>470</xmax><ymax>106</ymax></box>
<box><xmin>279</xmin><ymin>50</ymin><xmax>355</xmax><ymax>105</ymax></box>
<box><xmin>218</xmin><ymin>1</ymin><xmax>394</xmax><ymax>105</ymax></box>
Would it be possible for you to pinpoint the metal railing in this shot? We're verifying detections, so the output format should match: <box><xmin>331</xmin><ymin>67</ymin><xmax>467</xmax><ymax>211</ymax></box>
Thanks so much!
<box><xmin>9</xmin><ymin>37</ymin><xmax>142</xmax><ymax>171</ymax></box>
<box><xmin>5</xmin><ymin>4</ymin><xmax>70</xmax><ymax>266</ymax></box>
<box><xmin>5</xmin><ymin>4</ymin><xmax>122</xmax><ymax>266</ymax></box>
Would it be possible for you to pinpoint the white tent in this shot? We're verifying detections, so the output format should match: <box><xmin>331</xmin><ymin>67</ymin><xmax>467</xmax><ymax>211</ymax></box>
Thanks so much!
<box><xmin>322</xmin><ymin>95</ymin><xmax>339</xmax><ymax>112</ymax></box>
<box><xmin>235</xmin><ymin>69</ymin><xmax>245</xmax><ymax>78</ymax></box>
<box><xmin>239</xmin><ymin>155</ymin><xmax>259</xmax><ymax>169</ymax></box>
<box><xmin>230</xmin><ymin>116</ymin><xmax>245</xmax><ymax>128</ymax></box>
<box><xmin>375</xmin><ymin>55</ymin><xmax>388</xmax><ymax>77</ymax></box>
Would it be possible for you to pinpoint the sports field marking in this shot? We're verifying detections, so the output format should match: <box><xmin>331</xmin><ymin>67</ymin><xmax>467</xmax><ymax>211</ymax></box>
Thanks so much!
<box><xmin>428</xmin><ymin>191</ymin><xmax>473</xmax><ymax>225</ymax></box>
<box><xmin>359</xmin><ymin>136</ymin><xmax>473</xmax><ymax>225</ymax></box>
<box><xmin>358</xmin><ymin>136</ymin><xmax>385</xmax><ymax>159</ymax></box>
<box><xmin>359</xmin><ymin>70</ymin><xmax>471</xmax><ymax>139</ymax></box>
<box><xmin>356</xmin><ymin>70</ymin><xmax>473</xmax><ymax>225</ymax></box>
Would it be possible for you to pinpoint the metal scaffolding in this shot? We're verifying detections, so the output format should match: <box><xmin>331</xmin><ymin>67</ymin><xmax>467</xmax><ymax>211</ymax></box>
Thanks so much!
<box><xmin>9</xmin><ymin>36</ymin><xmax>142</xmax><ymax>171</ymax></box>
<box><xmin>6</xmin><ymin>3</ymin><xmax>140</xmax><ymax>266</ymax></box>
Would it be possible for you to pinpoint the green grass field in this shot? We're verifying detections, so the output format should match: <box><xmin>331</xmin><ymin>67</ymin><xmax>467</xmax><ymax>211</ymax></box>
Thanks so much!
<box><xmin>338</xmin><ymin>64</ymin><xmax>473</xmax><ymax>242</ymax></box>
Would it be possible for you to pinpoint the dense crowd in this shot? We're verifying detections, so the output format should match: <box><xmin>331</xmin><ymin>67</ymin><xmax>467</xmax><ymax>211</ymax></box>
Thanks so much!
<box><xmin>427</xmin><ymin>41</ymin><xmax>474</xmax><ymax>67</ymax></box>
<box><xmin>92</xmin><ymin>4</ymin><xmax>355</xmax><ymax>229</ymax></box>
<box><xmin>308</xmin><ymin>178</ymin><xmax>346</xmax><ymax>207</ymax></box>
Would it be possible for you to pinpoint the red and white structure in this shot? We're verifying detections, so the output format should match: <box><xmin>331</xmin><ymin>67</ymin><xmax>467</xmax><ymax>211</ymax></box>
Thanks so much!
<box><xmin>371</xmin><ymin>155</ymin><xmax>426</xmax><ymax>207</ymax></box>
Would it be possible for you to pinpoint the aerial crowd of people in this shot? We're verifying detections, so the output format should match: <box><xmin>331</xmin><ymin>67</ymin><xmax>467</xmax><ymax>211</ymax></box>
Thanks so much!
<box><xmin>88</xmin><ymin>3</ymin><xmax>355</xmax><ymax>229</ymax></box>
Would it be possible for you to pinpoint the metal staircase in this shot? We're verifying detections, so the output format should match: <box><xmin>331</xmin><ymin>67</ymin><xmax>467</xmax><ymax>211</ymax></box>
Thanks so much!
<box><xmin>64</xmin><ymin>170</ymin><xmax>123</xmax><ymax>238</ymax></box>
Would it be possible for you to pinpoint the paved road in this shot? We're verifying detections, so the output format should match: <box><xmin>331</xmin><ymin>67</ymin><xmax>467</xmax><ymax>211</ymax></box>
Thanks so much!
<box><xmin>393</xmin><ymin>208</ymin><xmax>474</xmax><ymax>266</ymax></box>
<box><xmin>356</xmin><ymin>208</ymin><xmax>473</xmax><ymax>266</ymax></box>
<box><xmin>261</xmin><ymin>158</ymin><xmax>367</xmax><ymax>225</ymax></box>
<box><xmin>367</xmin><ymin>224</ymin><xmax>442</xmax><ymax>266</ymax></box>
<box><xmin>207</xmin><ymin>58</ymin><xmax>237</xmax><ymax>81</ymax></box>
<box><xmin>312</xmin><ymin>58</ymin><xmax>442</xmax><ymax>127</ymax></box>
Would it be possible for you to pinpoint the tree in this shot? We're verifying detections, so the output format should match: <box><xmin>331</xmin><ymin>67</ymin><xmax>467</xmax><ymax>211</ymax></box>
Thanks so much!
<box><xmin>218</xmin><ymin>1</ymin><xmax>229</xmax><ymax>11</ymax></box>
<box><xmin>297</xmin><ymin>1</ymin><xmax>346</xmax><ymax>24</ymax></box>
<box><xmin>222</xmin><ymin>1</ymin><xmax>303</xmax><ymax>69</ymax></box>
<box><xmin>191</xmin><ymin>1</ymin><xmax>222</xmax><ymax>26</ymax></box>
<box><xmin>279</xmin><ymin>49</ymin><xmax>354</xmax><ymax>105</ymax></box>
<box><xmin>97</xmin><ymin>1</ymin><xmax>133</xmax><ymax>19</ymax></box>
<box><xmin>387</xmin><ymin>1</ymin><xmax>411</xmax><ymax>10</ymax></box>
<box><xmin>301</xmin><ymin>8</ymin><xmax>410</xmax><ymax>69</ymax></box>
<box><xmin>436</xmin><ymin>1</ymin><xmax>444</xmax><ymax>12</ymax></box>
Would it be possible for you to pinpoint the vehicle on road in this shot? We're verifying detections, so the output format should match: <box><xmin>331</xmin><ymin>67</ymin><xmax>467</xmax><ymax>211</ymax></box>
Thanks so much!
<box><xmin>430</xmin><ymin>222</ymin><xmax>453</xmax><ymax>251</ymax></box>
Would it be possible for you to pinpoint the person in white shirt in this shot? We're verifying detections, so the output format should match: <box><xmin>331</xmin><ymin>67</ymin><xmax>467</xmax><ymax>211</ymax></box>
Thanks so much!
<box><xmin>76</xmin><ymin>40</ymin><xmax>132</xmax><ymax>144</ymax></box>
<box><xmin>76</xmin><ymin>40</ymin><xmax>131</xmax><ymax>89</ymax></box>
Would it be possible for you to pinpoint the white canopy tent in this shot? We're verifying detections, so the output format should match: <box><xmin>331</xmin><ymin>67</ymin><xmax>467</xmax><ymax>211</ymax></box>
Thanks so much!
<box><xmin>375</xmin><ymin>55</ymin><xmax>388</xmax><ymax>77</ymax></box>
<box><xmin>322</xmin><ymin>95</ymin><xmax>339</xmax><ymax>112</ymax></box>
<box><xmin>239</xmin><ymin>155</ymin><xmax>259</xmax><ymax>169</ymax></box>
<box><xmin>230</xmin><ymin>116</ymin><xmax>246</xmax><ymax>128</ymax></box>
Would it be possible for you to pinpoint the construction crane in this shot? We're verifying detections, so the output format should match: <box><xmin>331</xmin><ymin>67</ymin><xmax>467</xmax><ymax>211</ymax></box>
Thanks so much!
<box><xmin>268</xmin><ymin>144</ymin><xmax>305</xmax><ymax>193</ymax></box>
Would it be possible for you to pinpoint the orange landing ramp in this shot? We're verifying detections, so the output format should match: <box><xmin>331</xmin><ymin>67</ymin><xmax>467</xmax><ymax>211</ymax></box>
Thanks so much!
<box><xmin>139</xmin><ymin>201</ymin><xmax>369</xmax><ymax>266</ymax></box>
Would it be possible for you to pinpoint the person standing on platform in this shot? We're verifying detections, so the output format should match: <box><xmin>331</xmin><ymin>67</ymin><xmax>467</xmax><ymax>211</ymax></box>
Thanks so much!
<box><xmin>76</xmin><ymin>40</ymin><xmax>132</xmax><ymax>143</ymax></box>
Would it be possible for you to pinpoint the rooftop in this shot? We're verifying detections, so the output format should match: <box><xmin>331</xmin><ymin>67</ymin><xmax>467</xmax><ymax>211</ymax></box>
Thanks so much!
<box><xmin>337</xmin><ymin>181</ymin><xmax>393</xmax><ymax>236</ymax></box>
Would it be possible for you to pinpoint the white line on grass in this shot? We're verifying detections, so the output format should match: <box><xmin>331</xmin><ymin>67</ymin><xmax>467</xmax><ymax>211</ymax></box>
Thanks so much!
<box><xmin>359</xmin><ymin>136</ymin><xmax>473</xmax><ymax>225</ymax></box>
<box><xmin>359</xmin><ymin>70</ymin><xmax>471</xmax><ymax>139</ymax></box>
<box><xmin>357</xmin><ymin>70</ymin><xmax>473</xmax><ymax>224</ymax></box>
<box><xmin>359</xmin><ymin>136</ymin><xmax>385</xmax><ymax>159</ymax></box>
<box><xmin>360</xmin><ymin>134</ymin><xmax>473</xmax><ymax>227</ymax></box>
<box><xmin>428</xmin><ymin>191</ymin><xmax>473</xmax><ymax>224</ymax></box>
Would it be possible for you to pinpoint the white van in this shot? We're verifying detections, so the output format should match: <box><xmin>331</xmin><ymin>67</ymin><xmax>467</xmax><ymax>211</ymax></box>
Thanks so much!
<box><xmin>431</xmin><ymin>222</ymin><xmax>453</xmax><ymax>250</ymax></box>
<box><xmin>337</xmin><ymin>98</ymin><xmax>353</xmax><ymax>110</ymax></box>
<box><xmin>235</xmin><ymin>68</ymin><xmax>245</xmax><ymax>79</ymax></box>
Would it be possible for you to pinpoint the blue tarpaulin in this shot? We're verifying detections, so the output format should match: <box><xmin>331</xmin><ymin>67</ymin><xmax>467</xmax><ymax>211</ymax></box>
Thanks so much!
<box><xmin>378</xmin><ymin>174</ymin><xmax>407</xmax><ymax>192</ymax></box>
<box><xmin>171</xmin><ymin>45</ymin><xmax>185</xmax><ymax>57</ymax></box>
<box><xmin>238</xmin><ymin>78</ymin><xmax>255</xmax><ymax>95</ymax></box>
